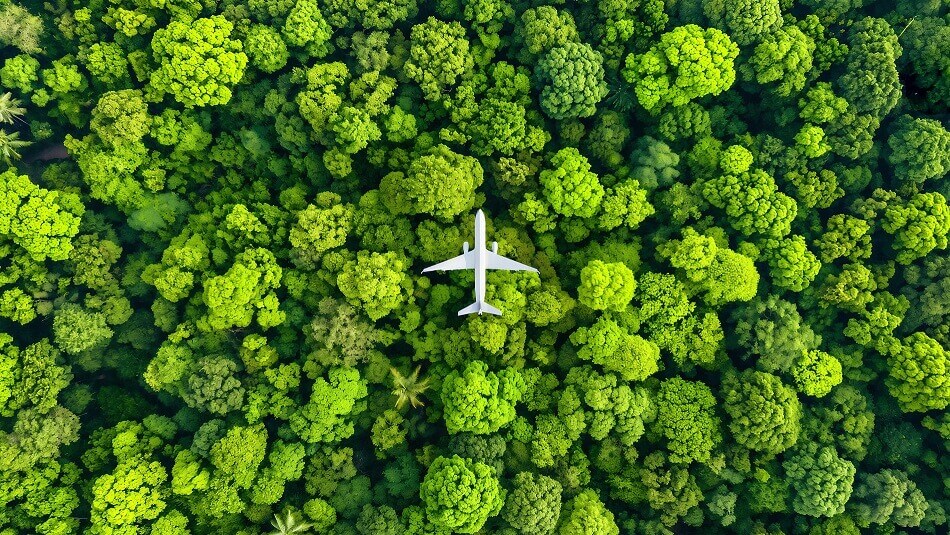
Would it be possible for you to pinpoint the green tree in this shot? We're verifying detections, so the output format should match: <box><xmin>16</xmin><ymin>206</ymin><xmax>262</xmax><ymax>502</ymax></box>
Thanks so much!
<box><xmin>0</xmin><ymin>168</ymin><xmax>83</xmax><ymax>262</ymax></box>
<box><xmin>838</xmin><ymin>17</ymin><xmax>902</xmax><ymax>119</ymax></box>
<box><xmin>534</xmin><ymin>42</ymin><xmax>608</xmax><ymax>119</ymax></box>
<box><xmin>419</xmin><ymin>455</ymin><xmax>502</xmax><ymax>534</ymax></box>
<box><xmin>0</xmin><ymin>336</ymin><xmax>71</xmax><ymax>417</ymax></box>
<box><xmin>501</xmin><ymin>472</ymin><xmax>562</xmax><ymax>535</ymax></box>
<box><xmin>246</xmin><ymin>25</ymin><xmax>290</xmax><ymax>74</ymax></box>
<box><xmin>557</xmin><ymin>489</ymin><xmax>619</xmax><ymax>535</ymax></box>
<box><xmin>148</xmin><ymin>16</ymin><xmax>248</xmax><ymax>107</ymax></box>
<box><xmin>441</xmin><ymin>360</ymin><xmax>525</xmax><ymax>435</ymax></box>
<box><xmin>403</xmin><ymin>17</ymin><xmax>472</xmax><ymax>101</ymax></box>
<box><xmin>741</xmin><ymin>26</ymin><xmax>815</xmax><ymax>97</ymax></box>
<box><xmin>703</xmin><ymin>168</ymin><xmax>797</xmax><ymax>238</ymax></box>
<box><xmin>90</xmin><ymin>458</ymin><xmax>169</xmax><ymax>533</ymax></box>
<box><xmin>622</xmin><ymin>24</ymin><xmax>739</xmax><ymax>113</ymax></box>
<box><xmin>52</xmin><ymin>303</ymin><xmax>113</xmax><ymax>355</ymax></box>
<box><xmin>792</xmin><ymin>349</ymin><xmax>843</xmax><ymax>398</ymax></box>
<box><xmin>654</xmin><ymin>377</ymin><xmax>722</xmax><ymax>465</ymax></box>
<box><xmin>848</xmin><ymin>470</ymin><xmax>928</xmax><ymax>528</ymax></box>
<box><xmin>82</xmin><ymin>42</ymin><xmax>128</xmax><ymax>85</ymax></box>
<box><xmin>722</xmin><ymin>369</ymin><xmax>800</xmax><ymax>455</ymax></box>
<box><xmin>337</xmin><ymin>251</ymin><xmax>411</xmax><ymax>321</ymax></box>
<box><xmin>539</xmin><ymin>147</ymin><xmax>604</xmax><ymax>219</ymax></box>
<box><xmin>200</xmin><ymin>247</ymin><xmax>284</xmax><ymax>331</ymax></box>
<box><xmin>89</xmin><ymin>90</ymin><xmax>151</xmax><ymax>148</ymax></box>
<box><xmin>282</xmin><ymin>0</ymin><xmax>331</xmax><ymax>53</ymax></box>
<box><xmin>887</xmin><ymin>116</ymin><xmax>950</xmax><ymax>186</ymax></box>
<box><xmin>704</xmin><ymin>0</ymin><xmax>783</xmax><ymax>46</ymax></box>
<box><xmin>758</xmin><ymin>236</ymin><xmax>821</xmax><ymax>292</ymax></box>
<box><xmin>885</xmin><ymin>332</ymin><xmax>950</xmax><ymax>413</ymax></box>
<box><xmin>289</xmin><ymin>194</ymin><xmax>353</xmax><ymax>269</ymax></box>
<box><xmin>570</xmin><ymin>317</ymin><xmax>659</xmax><ymax>382</ymax></box>
<box><xmin>513</xmin><ymin>6</ymin><xmax>578</xmax><ymax>63</ymax></box>
<box><xmin>577</xmin><ymin>260</ymin><xmax>636</xmax><ymax>312</ymax></box>
<box><xmin>379</xmin><ymin>144</ymin><xmax>483</xmax><ymax>221</ymax></box>
<box><xmin>783</xmin><ymin>443</ymin><xmax>856</xmax><ymax>517</ymax></box>
<box><xmin>290</xmin><ymin>367</ymin><xmax>368</xmax><ymax>443</ymax></box>
<box><xmin>881</xmin><ymin>191</ymin><xmax>950</xmax><ymax>265</ymax></box>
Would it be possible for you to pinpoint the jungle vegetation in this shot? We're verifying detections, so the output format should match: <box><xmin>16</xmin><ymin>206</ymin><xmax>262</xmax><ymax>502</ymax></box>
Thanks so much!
<box><xmin>1</xmin><ymin>0</ymin><xmax>950</xmax><ymax>534</ymax></box>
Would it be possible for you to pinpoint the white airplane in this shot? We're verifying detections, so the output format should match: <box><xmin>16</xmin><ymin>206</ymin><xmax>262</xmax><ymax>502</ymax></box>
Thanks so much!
<box><xmin>422</xmin><ymin>210</ymin><xmax>538</xmax><ymax>316</ymax></box>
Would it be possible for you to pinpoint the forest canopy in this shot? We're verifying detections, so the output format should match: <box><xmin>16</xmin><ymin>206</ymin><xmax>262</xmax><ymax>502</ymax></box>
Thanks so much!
<box><xmin>1</xmin><ymin>0</ymin><xmax>950</xmax><ymax>534</ymax></box>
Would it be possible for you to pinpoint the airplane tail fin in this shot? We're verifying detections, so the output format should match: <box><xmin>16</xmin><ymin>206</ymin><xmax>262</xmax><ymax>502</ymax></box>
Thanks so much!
<box><xmin>458</xmin><ymin>301</ymin><xmax>502</xmax><ymax>316</ymax></box>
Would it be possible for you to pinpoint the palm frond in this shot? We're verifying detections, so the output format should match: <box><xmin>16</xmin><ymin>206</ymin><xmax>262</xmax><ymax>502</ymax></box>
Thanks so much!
<box><xmin>0</xmin><ymin>92</ymin><xmax>27</xmax><ymax>125</ymax></box>
<box><xmin>0</xmin><ymin>129</ymin><xmax>31</xmax><ymax>164</ymax></box>
<box><xmin>269</xmin><ymin>509</ymin><xmax>312</xmax><ymax>535</ymax></box>
<box><xmin>391</xmin><ymin>365</ymin><xmax>432</xmax><ymax>410</ymax></box>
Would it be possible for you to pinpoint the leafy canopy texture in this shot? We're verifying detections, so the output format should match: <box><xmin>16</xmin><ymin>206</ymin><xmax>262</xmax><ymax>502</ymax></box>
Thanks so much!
<box><xmin>4</xmin><ymin>1</ymin><xmax>950</xmax><ymax>533</ymax></box>
<box><xmin>534</xmin><ymin>42</ymin><xmax>608</xmax><ymax>119</ymax></box>
<box><xmin>0</xmin><ymin>168</ymin><xmax>82</xmax><ymax>261</ymax></box>
<box><xmin>539</xmin><ymin>147</ymin><xmax>604</xmax><ymax>218</ymax></box>
<box><xmin>148</xmin><ymin>16</ymin><xmax>247</xmax><ymax>108</ymax></box>
<box><xmin>783</xmin><ymin>443</ymin><xmax>856</xmax><ymax>517</ymax></box>
<box><xmin>441</xmin><ymin>360</ymin><xmax>525</xmax><ymax>435</ymax></box>
<box><xmin>622</xmin><ymin>24</ymin><xmax>739</xmax><ymax>113</ymax></box>
<box><xmin>722</xmin><ymin>369</ymin><xmax>801</xmax><ymax>455</ymax></box>
<box><xmin>577</xmin><ymin>260</ymin><xmax>636</xmax><ymax>312</ymax></box>
<box><xmin>419</xmin><ymin>455</ymin><xmax>503</xmax><ymax>534</ymax></box>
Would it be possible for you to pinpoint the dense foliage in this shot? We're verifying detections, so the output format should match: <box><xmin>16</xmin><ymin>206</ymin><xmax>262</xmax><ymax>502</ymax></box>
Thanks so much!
<box><xmin>1</xmin><ymin>0</ymin><xmax>949</xmax><ymax>533</ymax></box>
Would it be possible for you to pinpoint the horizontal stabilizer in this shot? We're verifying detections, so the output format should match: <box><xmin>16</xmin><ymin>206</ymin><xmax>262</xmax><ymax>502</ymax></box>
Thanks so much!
<box><xmin>458</xmin><ymin>301</ymin><xmax>502</xmax><ymax>316</ymax></box>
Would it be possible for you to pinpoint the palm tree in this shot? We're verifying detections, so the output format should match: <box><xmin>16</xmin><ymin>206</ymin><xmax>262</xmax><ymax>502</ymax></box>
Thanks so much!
<box><xmin>0</xmin><ymin>129</ymin><xmax>30</xmax><ymax>164</ymax></box>
<box><xmin>0</xmin><ymin>92</ymin><xmax>26</xmax><ymax>125</ymax></box>
<box><xmin>268</xmin><ymin>509</ymin><xmax>312</xmax><ymax>535</ymax></box>
<box><xmin>391</xmin><ymin>365</ymin><xmax>432</xmax><ymax>409</ymax></box>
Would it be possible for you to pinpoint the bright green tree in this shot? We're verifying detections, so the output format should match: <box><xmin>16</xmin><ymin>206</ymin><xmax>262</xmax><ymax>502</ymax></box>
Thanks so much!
<box><xmin>419</xmin><ymin>455</ymin><xmax>502</xmax><ymax>534</ymax></box>
<box><xmin>722</xmin><ymin>369</ymin><xmax>800</xmax><ymax>454</ymax></box>
<box><xmin>881</xmin><ymin>191</ymin><xmax>950</xmax><ymax>265</ymax></box>
<box><xmin>570</xmin><ymin>317</ymin><xmax>659</xmax><ymax>382</ymax></box>
<box><xmin>557</xmin><ymin>489</ymin><xmax>619</xmax><ymax>535</ymax></box>
<box><xmin>290</xmin><ymin>367</ymin><xmax>368</xmax><ymax>443</ymax></box>
<box><xmin>577</xmin><ymin>260</ymin><xmax>636</xmax><ymax>312</ymax></box>
<box><xmin>792</xmin><ymin>349</ymin><xmax>843</xmax><ymax>398</ymax></box>
<box><xmin>885</xmin><ymin>332</ymin><xmax>950</xmax><ymax>413</ymax></box>
<box><xmin>441</xmin><ymin>360</ymin><xmax>525</xmax><ymax>435</ymax></box>
<box><xmin>379</xmin><ymin>144</ymin><xmax>483</xmax><ymax>221</ymax></box>
<box><xmin>148</xmin><ymin>16</ymin><xmax>248</xmax><ymax>107</ymax></box>
<box><xmin>622</xmin><ymin>24</ymin><xmax>739</xmax><ymax>113</ymax></box>
<box><xmin>539</xmin><ymin>148</ymin><xmax>604</xmax><ymax>219</ymax></box>
<box><xmin>654</xmin><ymin>377</ymin><xmax>722</xmax><ymax>464</ymax></box>
<box><xmin>534</xmin><ymin>42</ymin><xmax>608</xmax><ymax>119</ymax></box>
<box><xmin>741</xmin><ymin>26</ymin><xmax>815</xmax><ymax>97</ymax></box>
<box><xmin>337</xmin><ymin>251</ymin><xmax>411</xmax><ymax>321</ymax></box>
<box><xmin>0</xmin><ymin>168</ymin><xmax>83</xmax><ymax>262</ymax></box>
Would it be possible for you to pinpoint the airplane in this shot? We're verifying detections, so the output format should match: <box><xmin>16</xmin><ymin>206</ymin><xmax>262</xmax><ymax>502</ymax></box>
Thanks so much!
<box><xmin>422</xmin><ymin>209</ymin><xmax>539</xmax><ymax>316</ymax></box>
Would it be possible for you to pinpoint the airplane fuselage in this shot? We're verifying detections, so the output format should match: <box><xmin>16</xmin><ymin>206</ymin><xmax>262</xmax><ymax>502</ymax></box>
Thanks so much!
<box><xmin>473</xmin><ymin>210</ymin><xmax>487</xmax><ymax>307</ymax></box>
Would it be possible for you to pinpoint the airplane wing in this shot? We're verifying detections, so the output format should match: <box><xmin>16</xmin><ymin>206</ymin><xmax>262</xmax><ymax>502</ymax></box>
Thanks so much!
<box><xmin>422</xmin><ymin>251</ymin><xmax>476</xmax><ymax>272</ymax></box>
<box><xmin>485</xmin><ymin>251</ymin><xmax>538</xmax><ymax>273</ymax></box>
